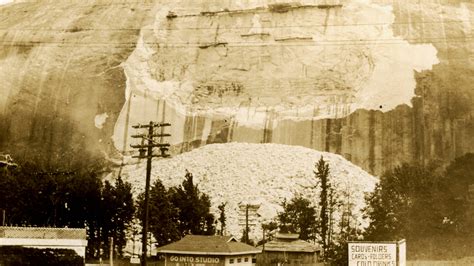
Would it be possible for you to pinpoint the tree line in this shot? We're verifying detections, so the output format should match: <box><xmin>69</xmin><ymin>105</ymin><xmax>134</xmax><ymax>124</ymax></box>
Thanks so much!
<box><xmin>268</xmin><ymin>156</ymin><xmax>357</xmax><ymax>264</ymax></box>
<box><xmin>0</xmin><ymin>162</ymin><xmax>134</xmax><ymax>259</ymax></box>
<box><xmin>0</xmin><ymin>162</ymin><xmax>216</xmax><ymax>260</ymax></box>
<box><xmin>1</xmin><ymin>153</ymin><xmax>473</xmax><ymax>263</ymax></box>
<box><xmin>136</xmin><ymin>170</ymin><xmax>216</xmax><ymax>247</ymax></box>
<box><xmin>364</xmin><ymin>153</ymin><xmax>474</xmax><ymax>260</ymax></box>
<box><xmin>270</xmin><ymin>153</ymin><xmax>474</xmax><ymax>263</ymax></box>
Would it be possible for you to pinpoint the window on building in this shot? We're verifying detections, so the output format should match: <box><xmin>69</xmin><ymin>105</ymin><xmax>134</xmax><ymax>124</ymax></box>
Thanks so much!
<box><xmin>237</xmin><ymin>258</ymin><xmax>241</xmax><ymax>263</ymax></box>
<box><xmin>245</xmin><ymin>257</ymin><xmax>249</xmax><ymax>262</ymax></box>
<box><xmin>230</xmin><ymin>258</ymin><xmax>234</xmax><ymax>264</ymax></box>
<box><xmin>252</xmin><ymin>258</ymin><xmax>257</xmax><ymax>263</ymax></box>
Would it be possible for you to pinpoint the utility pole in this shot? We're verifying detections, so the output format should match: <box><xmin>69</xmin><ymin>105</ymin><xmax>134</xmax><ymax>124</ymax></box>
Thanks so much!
<box><xmin>245</xmin><ymin>204</ymin><xmax>249</xmax><ymax>244</ymax></box>
<box><xmin>131</xmin><ymin>121</ymin><xmax>171</xmax><ymax>266</ymax></box>
<box><xmin>238</xmin><ymin>202</ymin><xmax>259</xmax><ymax>245</ymax></box>
<box><xmin>109</xmin><ymin>237</ymin><xmax>114</xmax><ymax>266</ymax></box>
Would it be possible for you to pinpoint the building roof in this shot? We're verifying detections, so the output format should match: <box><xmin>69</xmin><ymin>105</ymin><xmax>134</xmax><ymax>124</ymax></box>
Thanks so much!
<box><xmin>0</xmin><ymin>226</ymin><xmax>87</xmax><ymax>240</ymax></box>
<box><xmin>274</xmin><ymin>233</ymin><xmax>299</xmax><ymax>240</ymax></box>
<box><xmin>157</xmin><ymin>235</ymin><xmax>261</xmax><ymax>255</ymax></box>
<box><xmin>260</xmin><ymin>234</ymin><xmax>321</xmax><ymax>253</ymax></box>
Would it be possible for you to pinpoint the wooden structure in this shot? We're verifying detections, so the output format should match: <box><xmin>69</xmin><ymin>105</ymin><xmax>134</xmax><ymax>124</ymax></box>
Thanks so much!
<box><xmin>257</xmin><ymin>233</ymin><xmax>321</xmax><ymax>266</ymax></box>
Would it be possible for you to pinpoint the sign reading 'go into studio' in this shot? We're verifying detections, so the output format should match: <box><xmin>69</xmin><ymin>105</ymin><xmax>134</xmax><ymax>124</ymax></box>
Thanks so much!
<box><xmin>348</xmin><ymin>240</ymin><xmax>406</xmax><ymax>266</ymax></box>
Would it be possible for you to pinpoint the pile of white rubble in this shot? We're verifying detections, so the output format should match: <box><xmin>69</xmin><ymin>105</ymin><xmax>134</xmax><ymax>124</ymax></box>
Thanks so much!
<box><xmin>115</xmin><ymin>143</ymin><xmax>378</xmax><ymax>240</ymax></box>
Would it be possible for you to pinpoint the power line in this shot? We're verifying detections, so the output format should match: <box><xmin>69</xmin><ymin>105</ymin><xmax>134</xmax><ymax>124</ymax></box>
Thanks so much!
<box><xmin>0</xmin><ymin>40</ymin><xmax>471</xmax><ymax>49</ymax></box>
<box><xmin>1</xmin><ymin>36</ymin><xmax>472</xmax><ymax>48</ymax></box>
<box><xmin>0</xmin><ymin>19</ymin><xmax>471</xmax><ymax>31</ymax></box>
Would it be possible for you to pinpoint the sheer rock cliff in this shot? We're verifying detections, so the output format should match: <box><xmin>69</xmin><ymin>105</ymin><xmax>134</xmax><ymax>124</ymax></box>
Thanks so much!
<box><xmin>0</xmin><ymin>0</ymin><xmax>472</xmax><ymax>175</ymax></box>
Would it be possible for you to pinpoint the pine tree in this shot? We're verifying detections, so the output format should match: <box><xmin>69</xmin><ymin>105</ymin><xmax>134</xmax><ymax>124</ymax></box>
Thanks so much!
<box><xmin>97</xmin><ymin>177</ymin><xmax>135</xmax><ymax>258</ymax></box>
<box><xmin>142</xmin><ymin>170</ymin><xmax>216</xmax><ymax>247</ymax></box>
<box><xmin>111</xmin><ymin>176</ymin><xmax>135</xmax><ymax>256</ymax></box>
<box><xmin>138</xmin><ymin>179</ymin><xmax>180</xmax><ymax>247</ymax></box>
<box><xmin>315</xmin><ymin>156</ymin><xmax>331</xmax><ymax>256</ymax></box>
<box><xmin>169</xmin><ymin>170</ymin><xmax>215</xmax><ymax>236</ymax></box>
<box><xmin>218</xmin><ymin>202</ymin><xmax>226</xmax><ymax>235</ymax></box>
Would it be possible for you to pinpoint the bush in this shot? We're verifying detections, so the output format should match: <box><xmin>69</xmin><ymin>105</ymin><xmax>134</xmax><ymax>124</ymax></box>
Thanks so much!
<box><xmin>0</xmin><ymin>246</ymin><xmax>84</xmax><ymax>266</ymax></box>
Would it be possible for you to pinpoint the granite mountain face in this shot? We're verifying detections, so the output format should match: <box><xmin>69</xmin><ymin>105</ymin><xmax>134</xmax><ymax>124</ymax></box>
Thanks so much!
<box><xmin>1</xmin><ymin>0</ymin><xmax>473</xmax><ymax>175</ymax></box>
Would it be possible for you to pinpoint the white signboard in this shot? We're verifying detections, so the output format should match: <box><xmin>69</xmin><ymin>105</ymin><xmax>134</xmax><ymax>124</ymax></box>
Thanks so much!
<box><xmin>348</xmin><ymin>242</ymin><xmax>397</xmax><ymax>266</ymax></box>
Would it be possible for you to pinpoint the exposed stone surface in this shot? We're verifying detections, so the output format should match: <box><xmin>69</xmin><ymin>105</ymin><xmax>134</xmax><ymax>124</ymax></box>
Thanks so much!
<box><xmin>0</xmin><ymin>0</ymin><xmax>472</xmax><ymax>175</ymax></box>
<box><xmin>113</xmin><ymin>143</ymin><xmax>377</xmax><ymax>239</ymax></box>
<box><xmin>0</xmin><ymin>1</ymin><xmax>154</xmax><ymax>166</ymax></box>
<box><xmin>112</xmin><ymin>0</ymin><xmax>473</xmax><ymax>175</ymax></box>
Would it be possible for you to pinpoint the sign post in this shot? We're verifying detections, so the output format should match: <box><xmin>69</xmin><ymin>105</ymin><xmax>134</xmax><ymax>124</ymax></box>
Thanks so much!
<box><xmin>397</xmin><ymin>240</ymin><xmax>406</xmax><ymax>266</ymax></box>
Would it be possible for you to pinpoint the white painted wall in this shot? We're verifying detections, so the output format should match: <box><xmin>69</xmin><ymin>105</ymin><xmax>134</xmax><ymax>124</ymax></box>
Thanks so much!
<box><xmin>225</xmin><ymin>255</ymin><xmax>255</xmax><ymax>266</ymax></box>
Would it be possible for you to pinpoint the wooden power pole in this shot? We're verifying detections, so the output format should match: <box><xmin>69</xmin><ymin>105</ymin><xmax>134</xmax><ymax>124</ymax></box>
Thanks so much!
<box><xmin>131</xmin><ymin>121</ymin><xmax>171</xmax><ymax>266</ymax></box>
<box><xmin>245</xmin><ymin>204</ymin><xmax>249</xmax><ymax>244</ymax></box>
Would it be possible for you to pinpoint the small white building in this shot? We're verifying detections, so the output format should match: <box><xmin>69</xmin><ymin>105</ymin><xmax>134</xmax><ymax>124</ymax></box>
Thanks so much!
<box><xmin>0</xmin><ymin>226</ymin><xmax>88</xmax><ymax>258</ymax></box>
<box><xmin>157</xmin><ymin>235</ymin><xmax>261</xmax><ymax>266</ymax></box>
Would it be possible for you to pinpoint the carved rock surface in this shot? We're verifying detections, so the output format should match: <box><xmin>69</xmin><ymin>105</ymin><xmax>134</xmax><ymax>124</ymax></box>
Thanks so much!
<box><xmin>0</xmin><ymin>0</ymin><xmax>473</xmax><ymax>175</ymax></box>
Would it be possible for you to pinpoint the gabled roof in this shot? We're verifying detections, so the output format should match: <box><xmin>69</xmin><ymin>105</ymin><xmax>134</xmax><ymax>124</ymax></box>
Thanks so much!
<box><xmin>157</xmin><ymin>235</ymin><xmax>261</xmax><ymax>255</ymax></box>
<box><xmin>261</xmin><ymin>237</ymin><xmax>321</xmax><ymax>253</ymax></box>
<box><xmin>0</xmin><ymin>226</ymin><xmax>86</xmax><ymax>240</ymax></box>
<box><xmin>274</xmin><ymin>233</ymin><xmax>299</xmax><ymax>240</ymax></box>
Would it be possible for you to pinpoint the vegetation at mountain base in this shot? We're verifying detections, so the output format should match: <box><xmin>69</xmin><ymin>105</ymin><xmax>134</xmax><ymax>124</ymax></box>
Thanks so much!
<box><xmin>240</xmin><ymin>227</ymin><xmax>255</xmax><ymax>246</ymax></box>
<box><xmin>273</xmin><ymin>154</ymin><xmax>474</xmax><ymax>263</ymax></box>
<box><xmin>277</xmin><ymin>196</ymin><xmax>318</xmax><ymax>241</ymax></box>
<box><xmin>136</xmin><ymin>179</ymin><xmax>180</xmax><ymax>247</ymax></box>
<box><xmin>217</xmin><ymin>202</ymin><xmax>227</xmax><ymax>236</ymax></box>
<box><xmin>363</xmin><ymin>153</ymin><xmax>474</xmax><ymax>259</ymax></box>
<box><xmin>275</xmin><ymin>156</ymin><xmax>360</xmax><ymax>264</ymax></box>
<box><xmin>2</xmin><ymin>149</ymin><xmax>473</xmax><ymax>262</ymax></box>
<box><xmin>99</xmin><ymin>176</ymin><xmax>135</xmax><ymax>257</ymax></box>
<box><xmin>0</xmin><ymin>162</ymin><xmax>135</xmax><ymax>259</ymax></box>
<box><xmin>138</xmin><ymin>170</ymin><xmax>215</xmax><ymax>247</ymax></box>
<box><xmin>315</xmin><ymin>156</ymin><xmax>331</xmax><ymax>255</ymax></box>
<box><xmin>0</xmin><ymin>246</ymin><xmax>84</xmax><ymax>266</ymax></box>
<box><xmin>257</xmin><ymin>221</ymin><xmax>279</xmax><ymax>246</ymax></box>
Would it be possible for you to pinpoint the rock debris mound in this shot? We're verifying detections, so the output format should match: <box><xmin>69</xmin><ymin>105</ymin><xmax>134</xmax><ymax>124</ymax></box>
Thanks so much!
<box><xmin>118</xmin><ymin>143</ymin><xmax>377</xmax><ymax>239</ymax></box>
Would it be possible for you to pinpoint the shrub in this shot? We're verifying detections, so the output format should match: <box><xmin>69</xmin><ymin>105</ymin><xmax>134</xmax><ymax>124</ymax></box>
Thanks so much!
<box><xmin>0</xmin><ymin>246</ymin><xmax>84</xmax><ymax>266</ymax></box>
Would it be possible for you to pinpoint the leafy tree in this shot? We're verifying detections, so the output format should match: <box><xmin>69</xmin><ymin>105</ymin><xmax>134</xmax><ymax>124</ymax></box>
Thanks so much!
<box><xmin>99</xmin><ymin>177</ymin><xmax>135</xmax><ymax>257</ymax></box>
<box><xmin>0</xmin><ymin>162</ymin><xmax>134</xmax><ymax>260</ymax></box>
<box><xmin>65</xmin><ymin>170</ymin><xmax>103</xmax><ymax>259</ymax></box>
<box><xmin>262</xmin><ymin>221</ymin><xmax>278</xmax><ymax>233</ymax></box>
<box><xmin>257</xmin><ymin>221</ymin><xmax>279</xmax><ymax>246</ymax></box>
<box><xmin>240</xmin><ymin>228</ymin><xmax>255</xmax><ymax>246</ymax></box>
<box><xmin>141</xmin><ymin>170</ymin><xmax>216</xmax><ymax>247</ymax></box>
<box><xmin>363</xmin><ymin>163</ymin><xmax>448</xmax><ymax>241</ymax></box>
<box><xmin>169</xmin><ymin>170</ymin><xmax>215</xmax><ymax>236</ymax></box>
<box><xmin>363</xmin><ymin>158</ymin><xmax>474</xmax><ymax>259</ymax></box>
<box><xmin>444</xmin><ymin>153</ymin><xmax>474</xmax><ymax>234</ymax></box>
<box><xmin>277</xmin><ymin>196</ymin><xmax>317</xmax><ymax>241</ymax></box>
<box><xmin>0</xmin><ymin>246</ymin><xmax>84</xmax><ymax>266</ymax></box>
<box><xmin>113</xmin><ymin>177</ymin><xmax>135</xmax><ymax>254</ymax></box>
<box><xmin>138</xmin><ymin>179</ymin><xmax>180</xmax><ymax>247</ymax></box>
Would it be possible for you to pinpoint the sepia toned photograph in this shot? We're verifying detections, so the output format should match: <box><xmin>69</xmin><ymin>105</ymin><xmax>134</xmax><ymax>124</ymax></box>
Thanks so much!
<box><xmin>0</xmin><ymin>0</ymin><xmax>472</xmax><ymax>265</ymax></box>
